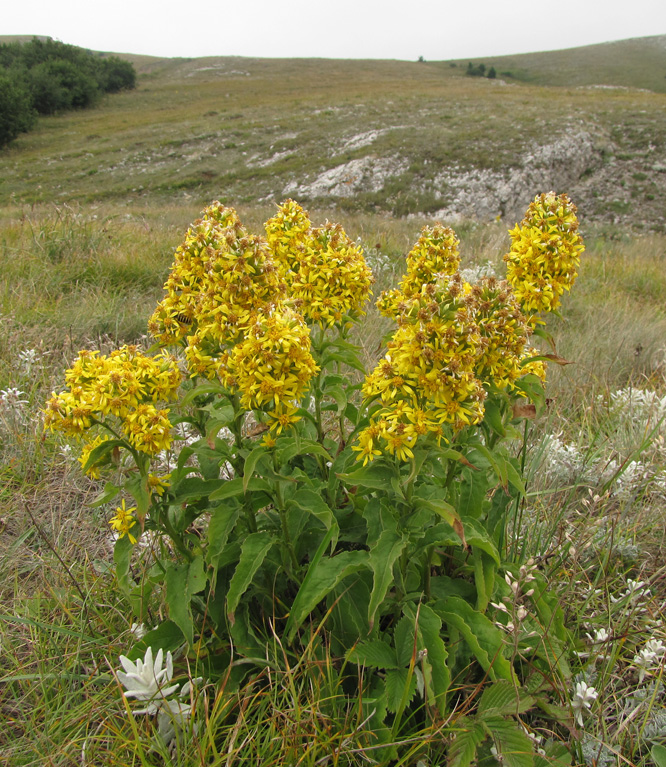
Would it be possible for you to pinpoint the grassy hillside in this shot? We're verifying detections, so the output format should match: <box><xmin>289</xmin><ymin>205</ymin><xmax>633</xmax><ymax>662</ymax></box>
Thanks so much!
<box><xmin>455</xmin><ymin>35</ymin><xmax>666</xmax><ymax>94</ymax></box>
<box><xmin>0</xmin><ymin>36</ymin><xmax>664</xmax><ymax>231</ymax></box>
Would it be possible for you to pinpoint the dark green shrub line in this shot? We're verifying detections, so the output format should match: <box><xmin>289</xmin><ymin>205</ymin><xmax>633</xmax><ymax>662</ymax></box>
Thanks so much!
<box><xmin>0</xmin><ymin>37</ymin><xmax>136</xmax><ymax>147</ymax></box>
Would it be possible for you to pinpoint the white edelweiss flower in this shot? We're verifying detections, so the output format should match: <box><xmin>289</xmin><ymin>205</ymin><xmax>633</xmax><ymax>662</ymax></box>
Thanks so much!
<box><xmin>633</xmin><ymin>638</ymin><xmax>666</xmax><ymax>682</ymax></box>
<box><xmin>129</xmin><ymin>622</ymin><xmax>148</xmax><ymax>641</ymax></box>
<box><xmin>586</xmin><ymin>627</ymin><xmax>610</xmax><ymax>645</ymax></box>
<box><xmin>116</xmin><ymin>647</ymin><xmax>179</xmax><ymax>713</ymax></box>
<box><xmin>571</xmin><ymin>681</ymin><xmax>598</xmax><ymax>725</ymax></box>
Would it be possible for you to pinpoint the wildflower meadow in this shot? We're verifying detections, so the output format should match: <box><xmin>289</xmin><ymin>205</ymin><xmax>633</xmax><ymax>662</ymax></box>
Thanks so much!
<box><xmin>2</xmin><ymin>194</ymin><xmax>666</xmax><ymax>766</ymax></box>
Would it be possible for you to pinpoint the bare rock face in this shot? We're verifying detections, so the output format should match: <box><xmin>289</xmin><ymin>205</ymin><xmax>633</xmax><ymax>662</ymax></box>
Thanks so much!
<box><xmin>432</xmin><ymin>132</ymin><xmax>601</xmax><ymax>222</ymax></box>
<box><xmin>283</xmin><ymin>155</ymin><xmax>409</xmax><ymax>198</ymax></box>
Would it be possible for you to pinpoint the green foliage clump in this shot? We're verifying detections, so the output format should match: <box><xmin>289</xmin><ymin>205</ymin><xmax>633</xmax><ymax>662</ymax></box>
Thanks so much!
<box><xmin>0</xmin><ymin>71</ymin><xmax>35</xmax><ymax>145</ymax></box>
<box><xmin>0</xmin><ymin>37</ymin><xmax>136</xmax><ymax>146</ymax></box>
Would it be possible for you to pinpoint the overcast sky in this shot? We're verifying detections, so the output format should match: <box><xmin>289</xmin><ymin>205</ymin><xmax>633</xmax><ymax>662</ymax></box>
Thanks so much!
<box><xmin>3</xmin><ymin>0</ymin><xmax>665</xmax><ymax>61</ymax></box>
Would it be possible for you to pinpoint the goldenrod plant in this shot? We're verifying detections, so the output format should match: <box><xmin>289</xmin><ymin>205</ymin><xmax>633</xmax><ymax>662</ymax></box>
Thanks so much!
<box><xmin>44</xmin><ymin>193</ymin><xmax>584</xmax><ymax>761</ymax></box>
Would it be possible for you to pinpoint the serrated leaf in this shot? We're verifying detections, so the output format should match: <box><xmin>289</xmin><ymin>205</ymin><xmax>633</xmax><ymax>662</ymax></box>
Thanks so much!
<box><xmin>226</xmin><ymin>531</ymin><xmax>274</xmax><ymax>624</ymax></box>
<box><xmin>286</xmin><ymin>546</ymin><xmax>368</xmax><ymax>643</ymax></box>
<box><xmin>367</xmin><ymin>530</ymin><xmax>408</xmax><ymax>629</ymax></box>
<box><xmin>394</xmin><ymin>614</ymin><xmax>416</xmax><ymax>668</ymax></box>
<box><xmin>385</xmin><ymin>668</ymin><xmax>417</xmax><ymax>714</ymax></box>
<box><xmin>535</xmin><ymin>741</ymin><xmax>571</xmax><ymax>767</ymax></box>
<box><xmin>435</xmin><ymin>596</ymin><xmax>514</xmax><ymax>681</ymax></box>
<box><xmin>347</xmin><ymin>640</ymin><xmax>398</xmax><ymax>669</ymax></box>
<box><xmin>403</xmin><ymin>603</ymin><xmax>450</xmax><ymax>714</ymax></box>
<box><xmin>483</xmin><ymin>716</ymin><xmax>534</xmax><ymax>767</ymax></box>
<box><xmin>479</xmin><ymin>680</ymin><xmax>535</xmax><ymax>717</ymax></box>
<box><xmin>448</xmin><ymin>718</ymin><xmax>487</xmax><ymax>767</ymax></box>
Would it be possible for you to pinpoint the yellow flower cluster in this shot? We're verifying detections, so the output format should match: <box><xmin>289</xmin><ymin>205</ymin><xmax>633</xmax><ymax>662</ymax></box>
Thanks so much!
<box><xmin>355</xmin><ymin>276</ymin><xmax>486</xmax><ymax>464</ymax></box>
<box><xmin>471</xmin><ymin>277</ymin><xmax>531</xmax><ymax>390</ymax></box>
<box><xmin>266</xmin><ymin>200</ymin><xmax>373</xmax><ymax>328</ymax></box>
<box><xmin>504</xmin><ymin>192</ymin><xmax>584</xmax><ymax>317</ymax></box>
<box><xmin>377</xmin><ymin>224</ymin><xmax>460</xmax><ymax>319</ymax></box>
<box><xmin>227</xmin><ymin>309</ymin><xmax>319</xmax><ymax>432</ymax></box>
<box><xmin>148</xmin><ymin>201</ymin><xmax>285</xmax><ymax>380</ymax></box>
<box><xmin>264</xmin><ymin>198</ymin><xmax>312</xmax><ymax>278</ymax></box>
<box><xmin>44</xmin><ymin>346</ymin><xmax>181</xmax><ymax>466</ymax></box>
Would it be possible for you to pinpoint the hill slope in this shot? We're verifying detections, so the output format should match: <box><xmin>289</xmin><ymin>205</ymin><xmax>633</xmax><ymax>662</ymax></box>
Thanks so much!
<box><xmin>452</xmin><ymin>35</ymin><xmax>666</xmax><ymax>94</ymax></box>
<box><xmin>1</xmin><ymin>37</ymin><xmax>665</xmax><ymax>230</ymax></box>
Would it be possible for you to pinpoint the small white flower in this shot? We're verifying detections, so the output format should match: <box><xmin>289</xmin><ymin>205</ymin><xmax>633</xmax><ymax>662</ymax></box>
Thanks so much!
<box><xmin>18</xmin><ymin>348</ymin><xmax>42</xmax><ymax>374</ymax></box>
<box><xmin>633</xmin><ymin>638</ymin><xmax>666</xmax><ymax>682</ymax></box>
<box><xmin>0</xmin><ymin>387</ymin><xmax>28</xmax><ymax>412</ymax></box>
<box><xmin>130</xmin><ymin>622</ymin><xmax>148</xmax><ymax>641</ymax></box>
<box><xmin>116</xmin><ymin>647</ymin><xmax>179</xmax><ymax>714</ymax></box>
<box><xmin>586</xmin><ymin>627</ymin><xmax>610</xmax><ymax>645</ymax></box>
<box><xmin>572</xmin><ymin>681</ymin><xmax>598</xmax><ymax>725</ymax></box>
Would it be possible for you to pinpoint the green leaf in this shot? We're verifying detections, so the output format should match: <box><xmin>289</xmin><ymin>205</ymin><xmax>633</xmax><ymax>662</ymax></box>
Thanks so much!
<box><xmin>208</xmin><ymin>476</ymin><xmax>272</xmax><ymax>501</ymax></box>
<box><xmin>394</xmin><ymin>613</ymin><xmax>416</xmax><ymax>667</ymax></box>
<box><xmin>226</xmin><ymin>531</ymin><xmax>274</xmax><ymax>624</ymax></box>
<box><xmin>287</xmin><ymin>488</ymin><xmax>335</xmax><ymax>533</ymax></box>
<box><xmin>458</xmin><ymin>468</ymin><xmax>489</xmax><ymax>519</ymax></box>
<box><xmin>478</xmin><ymin>680</ymin><xmax>535</xmax><ymax>717</ymax></box>
<box><xmin>170</xmin><ymin>476</ymin><xmax>226</xmax><ymax>500</ymax></box>
<box><xmin>482</xmin><ymin>716</ymin><xmax>534</xmax><ymax>767</ymax></box>
<box><xmin>286</xmin><ymin>547</ymin><xmax>368</xmax><ymax>643</ymax></box>
<box><xmin>448</xmin><ymin>718</ymin><xmax>487</xmax><ymax>767</ymax></box>
<box><xmin>367</xmin><ymin>530</ymin><xmax>408</xmax><ymax>629</ymax></box>
<box><xmin>81</xmin><ymin>438</ymin><xmax>125</xmax><ymax>473</ymax></box>
<box><xmin>347</xmin><ymin>640</ymin><xmax>398</xmax><ymax>669</ymax></box>
<box><xmin>463</xmin><ymin>517</ymin><xmax>501</xmax><ymax>566</ymax></box>
<box><xmin>321</xmin><ymin>350</ymin><xmax>366</xmax><ymax>372</ymax></box>
<box><xmin>277</xmin><ymin>438</ymin><xmax>332</xmax><ymax>464</ymax></box>
<box><xmin>413</xmin><ymin>490</ymin><xmax>465</xmax><ymax>545</ymax></box>
<box><xmin>404</xmin><ymin>603</ymin><xmax>450</xmax><ymax>715</ymax></box>
<box><xmin>165</xmin><ymin>556</ymin><xmax>208</xmax><ymax>647</ymax></box>
<box><xmin>338</xmin><ymin>461</ymin><xmax>400</xmax><ymax>492</ymax></box>
<box><xmin>535</xmin><ymin>742</ymin><xmax>571</xmax><ymax>767</ymax></box>
<box><xmin>473</xmin><ymin>548</ymin><xmax>497</xmax><ymax>612</ymax></box>
<box><xmin>484</xmin><ymin>398</ymin><xmax>507</xmax><ymax>437</ymax></box>
<box><xmin>126</xmin><ymin>620</ymin><xmax>185</xmax><ymax>661</ymax></box>
<box><xmin>326</xmin><ymin>384</ymin><xmax>347</xmax><ymax>414</ymax></box>
<box><xmin>654</xmin><ymin>746</ymin><xmax>666</xmax><ymax>767</ymax></box>
<box><xmin>91</xmin><ymin>482</ymin><xmax>120</xmax><ymax>507</ymax></box>
<box><xmin>385</xmin><ymin>668</ymin><xmax>417</xmax><ymax>714</ymax></box>
<box><xmin>435</xmin><ymin>596</ymin><xmax>514</xmax><ymax>681</ymax></box>
<box><xmin>180</xmin><ymin>380</ymin><xmax>228</xmax><ymax>407</ymax></box>
<box><xmin>113</xmin><ymin>535</ymin><xmax>133</xmax><ymax>596</ymax></box>
<box><xmin>243</xmin><ymin>444</ymin><xmax>267</xmax><ymax>492</ymax></box>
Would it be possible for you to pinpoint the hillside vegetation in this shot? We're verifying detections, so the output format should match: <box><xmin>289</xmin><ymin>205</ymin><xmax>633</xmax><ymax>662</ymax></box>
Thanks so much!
<box><xmin>0</xmin><ymin>35</ymin><xmax>664</xmax><ymax>230</ymax></box>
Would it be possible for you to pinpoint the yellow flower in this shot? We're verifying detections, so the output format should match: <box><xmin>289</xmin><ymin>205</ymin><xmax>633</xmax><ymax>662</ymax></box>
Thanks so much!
<box><xmin>109</xmin><ymin>500</ymin><xmax>138</xmax><ymax>544</ymax></box>
<box><xmin>504</xmin><ymin>192</ymin><xmax>584</xmax><ymax>319</ymax></box>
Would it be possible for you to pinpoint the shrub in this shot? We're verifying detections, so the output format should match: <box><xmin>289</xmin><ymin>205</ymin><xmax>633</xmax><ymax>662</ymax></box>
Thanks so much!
<box><xmin>0</xmin><ymin>72</ymin><xmax>35</xmax><ymax>146</ymax></box>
